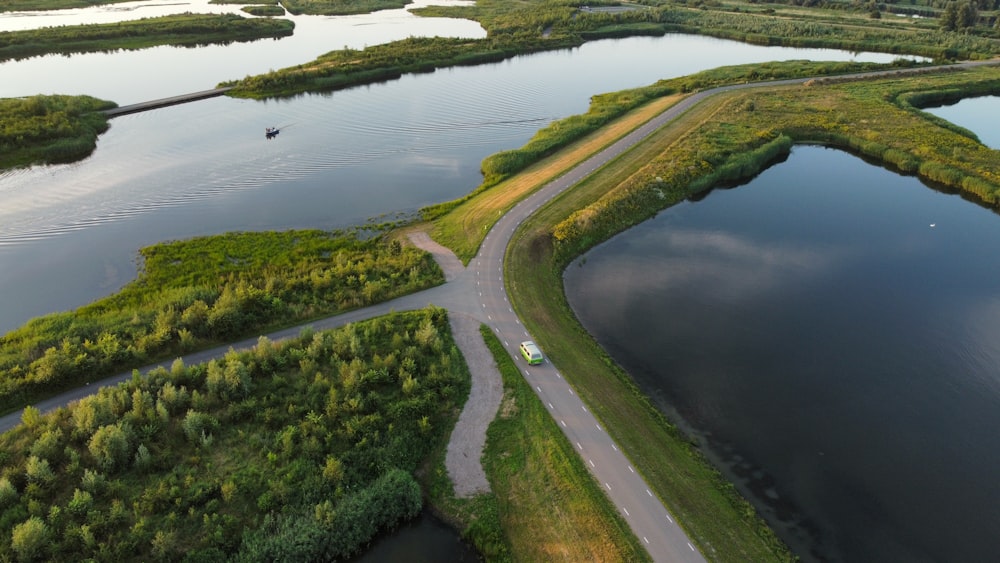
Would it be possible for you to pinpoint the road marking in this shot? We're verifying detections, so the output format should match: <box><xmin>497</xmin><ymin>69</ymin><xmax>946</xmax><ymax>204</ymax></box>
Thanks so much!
<box><xmin>612</xmin><ymin>444</ymin><xmax>618</xmax><ymax>452</ymax></box>
<box><xmin>589</xmin><ymin>459</ymin><xmax>595</xmax><ymax>468</ymax></box>
<box><xmin>560</xmin><ymin>420</ymin><xmax>567</xmax><ymax>427</ymax></box>
<box><xmin>596</xmin><ymin>423</ymin><xmax>602</xmax><ymax>432</ymax></box>
<box><xmin>581</xmin><ymin>405</ymin><xmax>587</xmax><ymax>412</ymax></box>
<box><xmin>643</xmin><ymin>536</ymin><xmax>649</xmax><ymax>545</ymax></box>
<box><xmin>487</xmin><ymin>315</ymin><xmax>492</xmax><ymax>321</ymax></box>
<box><xmin>525</xmin><ymin>370</ymin><xmax>530</xmax><ymax>376</ymax></box>
<box><xmin>623</xmin><ymin>507</ymin><xmax>630</xmax><ymax>517</ymax></box>
<box><xmin>577</xmin><ymin>442</ymin><xmax>583</xmax><ymax>450</ymax></box>
<box><xmin>504</xmin><ymin>340</ymin><xmax>508</xmax><ymax>346</ymax></box>
<box><xmin>605</xmin><ymin>482</ymin><xmax>611</xmax><ymax>491</ymax></box>
<box><xmin>536</xmin><ymin>386</ymin><xmax>541</xmax><ymax>392</ymax></box>
<box><xmin>568</xmin><ymin>388</ymin><xmax>574</xmax><ymax>395</ymax></box>
<box><xmin>548</xmin><ymin>402</ymin><xmax>554</xmax><ymax>409</ymax></box>
<box><xmin>628</xmin><ymin>466</ymin><xmax>634</xmax><ymax>473</ymax></box>
<box><xmin>646</xmin><ymin>489</ymin><xmax>652</xmax><ymax>497</ymax></box>
<box><xmin>666</xmin><ymin>513</ymin><xmax>674</xmax><ymax>524</ymax></box>
<box><xmin>688</xmin><ymin>543</ymin><xmax>695</xmax><ymax>552</ymax></box>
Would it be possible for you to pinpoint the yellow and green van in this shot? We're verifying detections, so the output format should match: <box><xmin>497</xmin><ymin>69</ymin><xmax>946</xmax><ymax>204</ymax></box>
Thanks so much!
<box><xmin>519</xmin><ymin>341</ymin><xmax>543</xmax><ymax>365</ymax></box>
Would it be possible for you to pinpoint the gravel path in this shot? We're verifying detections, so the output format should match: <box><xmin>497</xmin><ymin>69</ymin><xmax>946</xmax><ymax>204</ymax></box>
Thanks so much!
<box><xmin>407</xmin><ymin>232</ymin><xmax>502</xmax><ymax>497</ymax></box>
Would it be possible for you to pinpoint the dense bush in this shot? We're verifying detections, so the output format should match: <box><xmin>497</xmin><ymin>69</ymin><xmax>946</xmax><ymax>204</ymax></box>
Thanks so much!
<box><xmin>0</xmin><ymin>308</ymin><xmax>468</xmax><ymax>561</ymax></box>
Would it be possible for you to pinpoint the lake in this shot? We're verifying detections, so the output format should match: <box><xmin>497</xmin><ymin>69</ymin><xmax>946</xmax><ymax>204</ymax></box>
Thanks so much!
<box><xmin>564</xmin><ymin>145</ymin><xmax>1000</xmax><ymax>562</ymax></box>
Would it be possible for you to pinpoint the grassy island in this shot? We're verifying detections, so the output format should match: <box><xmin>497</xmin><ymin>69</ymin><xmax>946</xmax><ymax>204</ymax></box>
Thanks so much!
<box><xmin>0</xmin><ymin>13</ymin><xmax>295</xmax><ymax>63</ymax></box>
<box><xmin>0</xmin><ymin>95</ymin><xmax>116</xmax><ymax>169</ymax></box>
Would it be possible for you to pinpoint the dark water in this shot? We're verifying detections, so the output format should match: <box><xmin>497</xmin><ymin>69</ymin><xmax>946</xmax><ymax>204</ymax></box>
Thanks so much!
<box><xmin>564</xmin><ymin>146</ymin><xmax>1000</xmax><ymax>562</ymax></box>
<box><xmin>924</xmin><ymin>95</ymin><xmax>1000</xmax><ymax>150</ymax></box>
<box><xmin>352</xmin><ymin>509</ymin><xmax>480</xmax><ymax>563</ymax></box>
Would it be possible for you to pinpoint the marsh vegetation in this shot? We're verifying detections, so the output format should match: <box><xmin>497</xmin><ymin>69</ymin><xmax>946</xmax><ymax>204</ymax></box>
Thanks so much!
<box><xmin>0</xmin><ymin>230</ymin><xmax>443</xmax><ymax>415</ymax></box>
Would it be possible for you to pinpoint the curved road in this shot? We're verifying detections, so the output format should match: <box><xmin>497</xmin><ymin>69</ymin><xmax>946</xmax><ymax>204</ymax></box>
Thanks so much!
<box><xmin>4</xmin><ymin>59</ymin><xmax>997</xmax><ymax>561</ymax></box>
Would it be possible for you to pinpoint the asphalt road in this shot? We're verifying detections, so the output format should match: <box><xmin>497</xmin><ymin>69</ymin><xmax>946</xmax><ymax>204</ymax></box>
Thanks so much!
<box><xmin>5</xmin><ymin>59</ymin><xmax>997</xmax><ymax>560</ymax></box>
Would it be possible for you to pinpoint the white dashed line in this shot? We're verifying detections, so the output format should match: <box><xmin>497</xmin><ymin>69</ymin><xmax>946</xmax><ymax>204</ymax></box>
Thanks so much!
<box><xmin>628</xmin><ymin>466</ymin><xmax>634</xmax><ymax>473</ymax></box>
<box><xmin>589</xmin><ymin>459</ymin><xmax>595</xmax><ymax>468</ymax></box>
<box><xmin>612</xmin><ymin>444</ymin><xmax>618</xmax><ymax>452</ymax></box>
<box><xmin>581</xmin><ymin>405</ymin><xmax>587</xmax><ymax>412</ymax></box>
<box><xmin>605</xmin><ymin>482</ymin><xmax>611</xmax><ymax>491</ymax></box>
<box><xmin>688</xmin><ymin>543</ymin><xmax>695</xmax><ymax>552</ymax></box>
<box><xmin>643</xmin><ymin>536</ymin><xmax>650</xmax><ymax>545</ymax></box>
<box><xmin>646</xmin><ymin>489</ymin><xmax>652</xmax><ymax>497</ymax></box>
<box><xmin>666</xmin><ymin>513</ymin><xmax>674</xmax><ymax>524</ymax></box>
<box><xmin>623</xmin><ymin>507</ymin><xmax>630</xmax><ymax>517</ymax></box>
<box><xmin>560</xmin><ymin>420</ymin><xmax>567</xmax><ymax>427</ymax></box>
<box><xmin>577</xmin><ymin>442</ymin><xmax>583</xmax><ymax>450</ymax></box>
<box><xmin>536</xmin><ymin>386</ymin><xmax>541</xmax><ymax>392</ymax></box>
<box><xmin>596</xmin><ymin>423</ymin><xmax>602</xmax><ymax>431</ymax></box>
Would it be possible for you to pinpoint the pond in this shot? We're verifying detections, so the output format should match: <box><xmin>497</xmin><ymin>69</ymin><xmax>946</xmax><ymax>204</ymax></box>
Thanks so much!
<box><xmin>563</xmin><ymin>145</ymin><xmax>1000</xmax><ymax>562</ymax></box>
<box><xmin>923</xmin><ymin>95</ymin><xmax>1000</xmax><ymax>150</ymax></box>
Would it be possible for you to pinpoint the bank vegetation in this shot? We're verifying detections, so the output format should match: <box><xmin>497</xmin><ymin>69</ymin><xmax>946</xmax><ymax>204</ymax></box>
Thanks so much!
<box><xmin>0</xmin><ymin>230</ymin><xmax>443</xmax><ymax>416</ymax></box>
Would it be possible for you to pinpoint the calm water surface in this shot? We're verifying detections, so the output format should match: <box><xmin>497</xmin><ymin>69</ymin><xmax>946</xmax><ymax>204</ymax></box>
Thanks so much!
<box><xmin>564</xmin><ymin>146</ymin><xmax>1000</xmax><ymax>562</ymax></box>
<box><xmin>0</xmin><ymin>32</ymin><xmax>909</xmax><ymax>334</ymax></box>
<box><xmin>923</xmin><ymin>95</ymin><xmax>1000</xmax><ymax>149</ymax></box>
<box><xmin>0</xmin><ymin>0</ymin><xmax>485</xmax><ymax>104</ymax></box>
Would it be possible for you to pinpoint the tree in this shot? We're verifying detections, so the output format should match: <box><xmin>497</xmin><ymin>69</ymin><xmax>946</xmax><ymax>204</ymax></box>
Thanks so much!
<box><xmin>11</xmin><ymin>517</ymin><xmax>50</xmax><ymax>562</ymax></box>
<box><xmin>941</xmin><ymin>1</ymin><xmax>960</xmax><ymax>31</ymax></box>
<box><xmin>88</xmin><ymin>422</ymin><xmax>134</xmax><ymax>473</ymax></box>
<box><xmin>957</xmin><ymin>0</ymin><xmax>978</xmax><ymax>27</ymax></box>
<box><xmin>20</xmin><ymin>405</ymin><xmax>41</xmax><ymax>429</ymax></box>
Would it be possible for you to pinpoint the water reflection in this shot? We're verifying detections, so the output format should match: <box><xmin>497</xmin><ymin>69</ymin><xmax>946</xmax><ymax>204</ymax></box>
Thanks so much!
<box><xmin>0</xmin><ymin>0</ymin><xmax>485</xmax><ymax>103</ymax></box>
<box><xmin>923</xmin><ymin>95</ymin><xmax>1000</xmax><ymax>149</ymax></box>
<box><xmin>564</xmin><ymin>146</ymin><xmax>1000</xmax><ymax>562</ymax></box>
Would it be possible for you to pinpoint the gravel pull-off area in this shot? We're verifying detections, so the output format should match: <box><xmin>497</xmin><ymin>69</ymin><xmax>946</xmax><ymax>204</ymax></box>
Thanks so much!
<box><xmin>445</xmin><ymin>313</ymin><xmax>503</xmax><ymax>496</ymax></box>
<box><xmin>407</xmin><ymin>231</ymin><xmax>502</xmax><ymax>497</ymax></box>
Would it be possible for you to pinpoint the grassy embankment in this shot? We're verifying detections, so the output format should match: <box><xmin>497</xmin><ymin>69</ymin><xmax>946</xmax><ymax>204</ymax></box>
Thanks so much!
<box><xmin>422</xmin><ymin>62</ymin><xmax>1000</xmax><ymax>559</ymax></box>
<box><xmin>0</xmin><ymin>95</ymin><xmax>116</xmax><ymax>169</ymax></box>
<box><xmin>0</xmin><ymin>230</ymin><xmax>444</xmax><ymax>417</ymax></box>
<box><xmin>0</xmin><ymin>13</ymin><xmax>294</xmax><ymax>63</ymax></box>
<box><xmin>0</xmin><ymin>307</ymin><xmax>469</xmax><ymax>561</ymax></box>
<box><xmin>224</xmin><ymin>0</ymin><xmax>1000</xmax><ymax>99</ymax></box>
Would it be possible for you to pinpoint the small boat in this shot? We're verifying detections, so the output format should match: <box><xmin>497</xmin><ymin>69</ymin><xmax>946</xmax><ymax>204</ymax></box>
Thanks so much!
<box><xmin>265</xmin><ymin>126</ymin><xmax>279</xmax><ymax>139</ymax></box>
